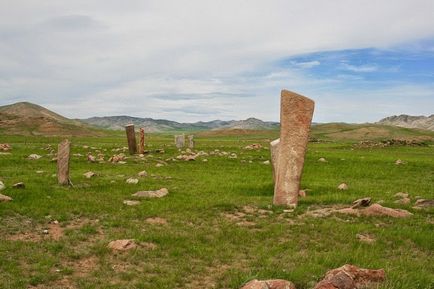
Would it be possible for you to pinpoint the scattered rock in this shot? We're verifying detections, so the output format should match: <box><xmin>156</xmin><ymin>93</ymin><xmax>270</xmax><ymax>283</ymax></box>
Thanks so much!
<box><xmin>244</xmin><ymin>144</ymin><xmax>263</xmax><ymax>150</ymax></box>
<box><xmin>107</xmin><ymin>239</ymin><xmax>137</xmax><ymax>251</ymax></box>
<box><xmin>145</xmin><ymin>217</ymin><xmax>168</xmax><ymax>225</ymax></box>
<box><xmin>36</xmin><ymin>170</ymin><xmax>44</xmax><ymax>174</ymax></box>
<box><xmin>108</xmin><ymin>153</ymin><xmax>126</xmax><ymax>163</ymax></box>
<box><xmin>394</xmin><ymin>192</ymin><xmax>409</xmax><ymax>198</ymax></box>
<box><xmin>240</xmin><ymin>279</ymin><xmax>295</xmax><ymax>289</ymax></box>
<box><xmin>395</xmin><ymin>159</ymin><xmax>404</xmax><ymax>165</ymax></box>
<box><xmin>83</xmin><ymin>171</ymin><xmax>96</xmax><ymax>179</ymax></box>
<box><xmin>0</xmin><ymin>181</ymin><xmax>5</xmax><ymax>191</ymax></box>
<box><xmin>27</xmin><ymin>154</ymin><xmax>42</xmax><ymax>160</ymax></box>
<box><xmin>263</xmin><ymin>160</ymin><xmax>270</xmax><ymax>165</ymax></box>
<box><xmin>87</xmin><ymin>154</ymin><xmax>96</xmax><ymax>162</ymax></box>
<box><xmin>413</xmin><ymin>199</ymin><xmax>434</xmax><ymax>209</ymax></box>
<box><xmin>126</xmin><ymin>178</ymin><xmax>139</xmax><ymax>184</ymax></box>
<box><xmin>0</xmin><ymin>193</ymin><xmax>12</xmax><ymax>202</ymax></box>
<box><xmin>318</xmin><ymin>157</ymin><xmax>327</xmax><ymax>162</ymax></box>
<box><xmin>155</xmin><ymin>163</ymin><xmax>164</xmax><ymax>167</ymax></box>
<box><xmin>339</xmin><ymin>203</ymin><xmax>412</xmax><ymax>218</ymax></box>
<box><xmin>298</xmin><ymin>190</ymin><xmax>307</xmax><ymax>197</ymax></box>
<box><xmin>0</xmin><ymin>143</ymin><xmax>11</xmax><ymax>151</ymax></box>
<box><xmin>132</xmin><ymin>188</ymin><xmax>169</xmax><ymax>198</ymax></box>
<box><xmin>337</xmin><ymin>183</ymin><xmax>348</xmax><ymax>190</ymax></box>
<box><xmin>12</xmin><ymin>182</ymin><xmax>25</xmax><ymax>189</ymax></box>
<box><xmin>394</xmin><ymin>197</ymin><xmax>411</xmax><ymax>205</ymax></box>
<box><xmin>351</xmin><ymin>197</ymin><xmax>371</xmax><ymax>209</ymax></box>
<box><xmin>314</xmin><ymin>264</ymin><xmax>385</xmax><ymax>289</ymax></box>
<box><xmin>123</xmin><ymin>200</ymin><xmax>140</xmax><ymax>206</ymax></box>
<box><xmin>138</xmin><ymin>170</ymin><xmax>148</xmax><ymax>177</ymax></box>
<box><xmin>356</xmin><ymin>233</ymin><xmax>376</xmax><ymax>244</ymax></box>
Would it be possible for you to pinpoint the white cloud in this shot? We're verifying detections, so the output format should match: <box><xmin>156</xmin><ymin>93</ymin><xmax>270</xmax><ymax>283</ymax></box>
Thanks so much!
<box><xmin>0</xmin><ymin>0</ymin><xmax>434</xmax><ymax>122</ymax></box>
<box><xmin>340</xmin><ymin>63</ymin><xmax>378</xmax><ymax>72</ymax></box>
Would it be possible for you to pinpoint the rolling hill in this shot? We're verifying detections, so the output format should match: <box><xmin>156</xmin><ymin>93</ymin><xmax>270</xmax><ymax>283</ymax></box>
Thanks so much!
<box><xmin>0</xmin><ymin>102</ymin><xmax>103</xmax><ymax>136</ymax></box>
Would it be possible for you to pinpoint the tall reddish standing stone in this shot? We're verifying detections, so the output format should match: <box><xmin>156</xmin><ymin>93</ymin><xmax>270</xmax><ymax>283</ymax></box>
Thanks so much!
<box><xmin>273</xmin><ymin>90</ymin><xmax>314</xmax><ymax>207</ymax></box>
<box><xmin>125</xmin><ymin>124</ymin><xmax>137</xmax><ymax>155</ymax></box>
<box><xmin>138</xmin><ymin>128</ymin><xmax>145</xmax><ymax>154</ymax></box>
<box><xmin>57</xmin><ymin>139</ymin><xmax>71</xmax><ymax>185</ymax></box>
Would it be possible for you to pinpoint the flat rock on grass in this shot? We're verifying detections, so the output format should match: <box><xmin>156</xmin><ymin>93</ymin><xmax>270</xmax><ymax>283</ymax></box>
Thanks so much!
<box><xmin>108</xmin><ymin>239</ymin><xmax>137</xmax><ymax>251</ymax></box>
<box><xmin>132</xmin><ymin>188</ymin><xmax>168</xmax><ymax>198</ymax></box>
<box><xmin>126</xmin><ymin>178</ymin><xmax>139</xmax><ymax>184</ymax></box>
<box><xmin>27</xmin><ymin>154</ymin><xmax>42</xmax><ymax>160</ymax></box>
<box><xmin>413</xmin><ymin>199</ymin><xmax>434</xmax><ymax>209</ymax></box>
<box><xmin>138</xmin><ymin>170</ymin><xmax>148</xmax><ymax>177</ymax></box>
<box><xmin>83</xmin><ymin>171</ymin><xmax>96</xmax><ymax>178</ymax></box>
<box><xmin>337</xmin><ymin>183</ymin><xmax>349</xmax><ymax>190</ymax></box>
<box><xmin>305</xmin><ymin>203</ymin><xmax>412</xmax><ymax>218</ymax></box>
<box><xmin>240</xmin><ymin>279</ymin><xmax>295</xmax><ymax>289</ymax></box>
<box><xmin>314</xmin><ymin>264</ymin><xmax>385</xmax><ymax>289</ymax></box>
<box><xmin>12</xmin><ymin>182</ymin><xmax>25</xmax><ymax>189</ymax></box>
<box><xmin>145</xmin><ymin>217</ymin><xmax>168</xmax><ymax>225</ymax></box>
<box><xmin>0</xmin><ymin>181</ymin><xmax>5</xmax><ymax>191</ymax></box>
<box><xmin>123</xmin><ymin>200</ymin><xmax>141</xmax><ymax>206</ymax></box>
<box><xmin>0</xmin><ymin>193</ymin><xmax>12</xmax><ymax>202</ymax></box>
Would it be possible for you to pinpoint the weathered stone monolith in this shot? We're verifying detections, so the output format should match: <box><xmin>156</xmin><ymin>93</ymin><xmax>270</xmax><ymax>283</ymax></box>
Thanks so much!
<box><xmin>187</xmin><ymin>135</ymin><xmax>194</xmax><ymax>149</ymax></box>
<box><xmin>270</xmin><ymin>138</ymin><xmax>280</xmax><ymax>182</ymax></box>
<box><xmin>273</xmin><ymin>90</ymin><xmax>314</xmax><ymax>207</ymax></box>
<box><xmin>57</xmin><ymin>139</ymin><xmax>71</xmax><ymax>185</ymax></box>
<box><xmin>175</xmin><ymin>134</ymin><xmax>185</xmax><ymax>149</ymax></box>
<box><xmin>125</xmin><ymin>124</ymin><xmax>137</xmax><ymax>155</ymax></box>
<box><xmin>138</xmin><ymin>128</ymin><xmax>145</xmax><ymax>154</ymax></box>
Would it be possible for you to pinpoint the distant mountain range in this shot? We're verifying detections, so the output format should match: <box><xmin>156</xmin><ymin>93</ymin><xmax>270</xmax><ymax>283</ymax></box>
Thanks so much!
<box><xmin>377</xmin><ymin>114</ymin><xmax>434</xmax><ymax>131</ymax></box>
<box><xmin>81</xmin><ymin>116</ymin><xmax>280</xmax><ymax>132</ymax></box>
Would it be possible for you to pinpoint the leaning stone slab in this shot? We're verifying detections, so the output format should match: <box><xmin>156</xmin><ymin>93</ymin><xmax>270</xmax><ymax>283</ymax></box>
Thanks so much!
<box><xmin>273</xmin><ymin>90</ymin><xmax>314</xmax><ymax>207</ymax></box>
<box><xmin>57</xmin><ymin>139</ymin><xmax>71</xmax><ymax>185</ymax></box>
<box><xmin>132</xmin><ymin>188</ymin><xmax>169</xmax><ymax>198</ymax></box>
<box><xmin>125</xmin><ymin>124</ymin><xmax>137</xmax><ymax>155</ymax></box>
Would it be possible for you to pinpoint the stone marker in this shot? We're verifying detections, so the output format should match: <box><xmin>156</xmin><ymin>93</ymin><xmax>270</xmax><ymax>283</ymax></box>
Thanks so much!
<box><xmin>187</xmin><ymin>135</ymin><xmax>195</xmax><ymax>149</ymax></box>
<box><xmin>57</xmin><ymin>139</ymin><xmax>71</xmax><ymax>186</ymax></box>
<box><xmin>138</xmin><ymin>128</ymin><xmax>145</xmax><ymax>154</ymax></box>
<box><xmin>175</xmin><ymin>134</ymin><xmax>185</xmax><ymax>149</ymax></box>
<box><xmin>125</xmin><ymin>124</ymin><xmax>137</xmax><ymax>155</ymax></box>
<box><xmin>273</xmin><ymin>90</ymin><xmax>314</xmax><ymax>207</ymax></box>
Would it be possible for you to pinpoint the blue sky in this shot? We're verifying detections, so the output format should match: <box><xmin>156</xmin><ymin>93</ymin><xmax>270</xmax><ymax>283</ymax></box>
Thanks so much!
<box><xmin>0</xmin><ymin>0</ymin><xmax>434</xmax><ymax>122</ymax></box>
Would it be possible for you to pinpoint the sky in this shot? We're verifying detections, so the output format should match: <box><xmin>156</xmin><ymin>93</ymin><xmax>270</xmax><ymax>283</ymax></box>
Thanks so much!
<box><xmin>1</xmin><ymin>0</ymin><xmax>434</xmax><ymax>123</ymax></box>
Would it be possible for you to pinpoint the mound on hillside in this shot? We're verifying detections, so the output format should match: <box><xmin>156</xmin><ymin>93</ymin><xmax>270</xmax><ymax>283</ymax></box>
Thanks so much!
<box><xmin>0</xmin><ymin>102</ymin><xmax>103</xmax><ymax>136</ymax></box>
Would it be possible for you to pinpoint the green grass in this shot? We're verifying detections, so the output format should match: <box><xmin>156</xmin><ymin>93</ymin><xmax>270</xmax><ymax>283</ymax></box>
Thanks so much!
<box><xmin>0</xmin><ymin>131</ymin><xmax>433</xmax><ymax>289</ymax></box>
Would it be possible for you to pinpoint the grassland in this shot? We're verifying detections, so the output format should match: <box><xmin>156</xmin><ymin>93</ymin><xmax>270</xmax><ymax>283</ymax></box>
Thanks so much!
<box><xmin>0</xmin><ymin>130</ymin><xmax>433</xmax><ymax>289</ymax></box>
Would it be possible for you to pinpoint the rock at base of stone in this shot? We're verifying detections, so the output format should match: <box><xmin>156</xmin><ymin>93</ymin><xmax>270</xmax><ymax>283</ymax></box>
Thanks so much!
<box><xmin>314</xmin><ymin>264</ymin><xmax>385</xmax><ymax>289</ymax></box>
<box><xmin>132</xmin><ymin>188</ymin><xmax>169</xmax><ymax>198</ymax></box>
<box><xmin>273</xmin><ymin>90</ymin><xmax>314</xmax><ymax>207</ymax></box>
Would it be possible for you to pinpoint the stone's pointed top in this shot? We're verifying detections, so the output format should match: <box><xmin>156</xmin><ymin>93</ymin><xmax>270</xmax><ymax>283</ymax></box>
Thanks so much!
<box><xmin>281</xmin><ymin>89</ymin><xmax>315</xmax><ymax>104</ymax></box>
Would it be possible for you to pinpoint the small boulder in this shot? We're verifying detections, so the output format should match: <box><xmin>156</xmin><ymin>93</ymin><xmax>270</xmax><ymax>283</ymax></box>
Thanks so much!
<box><xmin>413</xmin><ymin>199</ymin><xmax>434</xmax><ymax>209</ymax></box>
<box><xmin>318</xmin><ymin>157</ymin><xmax>327</xmax><ymax>162</ymax></box>
<box><xmin>87</xmin><ymin>154</ymin><xmax>96</xmax><ymax>162</ymax></box>
<box><xmin>337</xmin><ymin>183</ymin><xmax>349</xmax><ymax>190</ymax></box>
<box><xmin>0</xmin><ymin>193</ymin><xmax>12</xmax><ymax>202</ymax></box>
<box><xmin>0</xmin><ymin>181</ymin><xmax>5</xmax><ymax>191</ymax></box>
<box><xmin>395</xmin><ymin>159</ymin><xmax>404</xmax><ymax>165</ymax></box>
<box><xmin>123</xmin><ymin>200</ymin><xmax>141</xmax><ymax>206</ymax></box>
<box><xmin>138</xmin><ymin>170</ymin><xmax>148</xmax><ymax>177</ymax></box>
<box><xmin>132</xmin><ymin>188</ymin><xmax>169</xmax><ymax>198</ymax></box>
<box><xmin>394</xmin><ymin>197</ymin><xmax>411</xmax><ymax>205</ymax></box>
<box><xmin>12</xmin><ymin>182</ymin><xmax>25</xmax><ymax>189</ymax></box>
<box><xmin>83</xmin><ymin>171</ymin><xmax>96</xmax><ymax>179</ymax></box>
<box><xmin>394</xmin><ymin>192</ymin><xmax>409</xmax><ymax>198</ymax></box>
<box><xmin>126</xmin><ymin>178</ymin><xmax>139</xmax><ymax>184</ymax></box>
<box><xmin>27</xmin><ymin>154</ymin><xmax>42</xmax><ymax>160</ymax></box>
<box><xmin>107</xmin><ymin>239</ymin><xmax>137</xmax><ymax>251</ymax></box>
<box><xmin>263</xmin><ymin>160</ymin><xmax>270</xmax><ymax>165</ymax></box>
<box><xmin>351</xmin><ymin>197</ymin><xmax>371</xmax><ymax>208</ymax></box>
<box><xmin>240</xmin><ymin>279</ymin><xmax>295</xmax><ymax>289</ymax></box>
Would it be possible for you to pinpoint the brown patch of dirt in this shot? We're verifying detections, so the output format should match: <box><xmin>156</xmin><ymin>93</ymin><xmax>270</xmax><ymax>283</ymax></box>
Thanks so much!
<box><xmin>27</xmin><ymin>277</ymin><xmax>76</xmax><ymax>289</ymax></box>
<box><xmin>145</xmin><ymin>217</ymin><xmax>168</xmax><ymax>225</ymax></box>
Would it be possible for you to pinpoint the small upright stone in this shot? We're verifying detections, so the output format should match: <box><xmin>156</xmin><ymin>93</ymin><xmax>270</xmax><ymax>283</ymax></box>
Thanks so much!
<box><xmin>273</xmin><ymin>90</ymin><xmax>315</xmax><ymax>207</ymax></box>
<box><xmin>138</xmin><ymin>128</ymin><xmax>145</xmax><ymax>154</ymax></box>
<box><xmin>175</xmin><ymin>134</ymin><xmax>185</xmax><ymax>149</ymax></box>
<box><xmin>187</xmin><ymin>135</ymin><xmax>195</xmax><ymax>149</ymax></box>
<box><xmin>57</xmin><ymin>139</ymin><xmax>71</xmax><ymax>186</ymax></box>
<box><xmin>125</xmin><ymin>124</ymin><xmax>137</xmax><ymax>155</ymax></box>
<box><xmin>270</xmin><ymin>138</ymin><xmax>280</xmax><ymax>182</ymax></box>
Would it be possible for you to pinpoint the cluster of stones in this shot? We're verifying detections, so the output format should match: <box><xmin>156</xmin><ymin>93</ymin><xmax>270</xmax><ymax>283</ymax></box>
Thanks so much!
<box><xmin>240</xmin><ymin>264</ymin><xmax>385</xmax><ymax>289</ymax></box>
<box><xmin>0</xmin><ymin>143</ymin><xmax>11</xmax><ymax>151</ymax></box>
<box><xmin>355</xmin><ymin>138</ymin><xmax>429</xmax><ymax>148</ymax></box>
